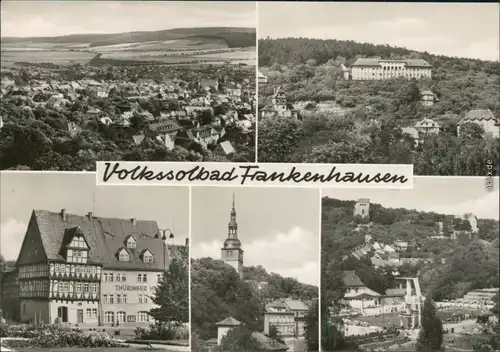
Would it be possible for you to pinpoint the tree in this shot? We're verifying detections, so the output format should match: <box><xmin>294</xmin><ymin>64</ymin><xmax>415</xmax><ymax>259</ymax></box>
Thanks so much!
<box><xmin>214</xmin><ymin>326</ymin><xmax>262</xmax><ymax>352</ymax></box>
<box><xmin>149</xmin><ymin>250</ymin><xmax>189</xmax><ymax>325</ymax></box>
<box><xmin>304</xmin><ymin>299</ymin><xmax>319</xmax><ymax>351</ymax></box>
<box><xmin>416</xmin><ymin>297</ymin><xmax>444</xmax><ymax>352</ymax></box>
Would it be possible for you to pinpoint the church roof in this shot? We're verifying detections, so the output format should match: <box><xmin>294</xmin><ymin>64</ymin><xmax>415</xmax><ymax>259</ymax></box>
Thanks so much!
<box><xmin>216</xmin><ymin>316</ymin><xmax>241</xmax><ymax>326</ymax></box>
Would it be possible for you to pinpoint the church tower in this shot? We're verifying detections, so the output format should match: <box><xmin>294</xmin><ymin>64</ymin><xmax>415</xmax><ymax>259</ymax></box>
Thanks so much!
<box><xmin>221</xmin><ymin>194</ymin><xmax>244</xmax><ymax>279</ymax></box>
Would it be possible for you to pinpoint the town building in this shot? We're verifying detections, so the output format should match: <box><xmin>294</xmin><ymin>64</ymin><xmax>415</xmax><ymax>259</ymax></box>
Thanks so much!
<box><xmin>353</xmin><ymin>199</ymin><xmax>370</xmax><ymax>219</ymax></box>
<box><xmin>458</xmin><ymin>109</ymin><xmax>500</xmax><ymax>139</ymax></box>
<box><xmin>459</xmin><ymin>213</ymin><xmax>479</xmax><ymax>233</ymax></box>
<box><xmin>402</xmin><ymin>117</ymin><xmax>441</xmax><ymax>146</ymax></box>
<box><xmin>263</xmin><ymin>299</ymin><xmax>309</xmax><ymax>338</ymax></box>
<box><xmin>347</xmin><ymin>58</ymin><xmax>432</xmax><ymax>81</ymax></box>
<box><xmin>420</xmin><ymin>90</ymin><xmax>436</xmax><ymax>107</ymax></box>
<box><xmin>258</xmin><ymin>71</ymin><xmax>268</xmax><ymax>84</ymax></box>
<box><xmin>261</xmin><ymin>86</ymin><xmax>299</xmax><ymax>120</ymax></box>
<box><xmin>221</xmin><ymin>194</ymin><xmax>244</xmax><ymax>279</ymax></box>
<box><xmin>1</xmin><ymin>209</ymin><xmax>187</xmax><ymax>326</ymax></box>
<box><xmin>341</xmin><ymin>271</ymin><xmax>381</xmax><ymax>312</ymax></box>
<box><xmin>216</xmin><ymin>316</ymin><xmax>241</xmax><ymax>346</ymax></box>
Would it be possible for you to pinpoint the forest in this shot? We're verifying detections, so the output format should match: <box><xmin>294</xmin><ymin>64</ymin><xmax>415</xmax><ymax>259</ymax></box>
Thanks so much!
<box><xmin>190</xmin><ymin>257</ymin><xmax>318</xmax><ymax>346</ymax></box>
<box><xmin>321</xmin><ymin>197</ymin><xmax>500</xmax><ymax>305</ymax></box>
<box><xmin>258</xmin><ymin>38</ymin><xmax>500</xmax><ymax>175</ymax></box>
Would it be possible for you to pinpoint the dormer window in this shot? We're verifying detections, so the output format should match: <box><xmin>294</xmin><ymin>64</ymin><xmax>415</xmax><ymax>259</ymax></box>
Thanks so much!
<box><xmin>125</xmin><ymin>235</ymin><xmax>137</xmax><ymax>249</ymax></box>
<box><xmin>118</xmin><ymin>248</ymin><xmax>130</xmax><ymax>262</ymax></box>
<box><xmin>142</xmin><ymin>249</ymin><xmax>154</xmax><ymax>263</ymax></box>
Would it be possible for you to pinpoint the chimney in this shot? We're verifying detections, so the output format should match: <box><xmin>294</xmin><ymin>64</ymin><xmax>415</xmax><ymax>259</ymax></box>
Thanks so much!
<box><xmin>87</xmin><ymin>212</ymin><xmax>92</xmax><ymax>220</ymax></box>
<box><xmin>185</xmin><ymin>238</ymin><xmax>189</xmax><ymax>246</ymax></box>
<box><xmin>131</xmin><ymin>218</ymin><xmax>137</xmax><ymax>226</ymax></box>
<box><xmin>61</xmin><ymin>209</ymin><xmax>66</xmax><ymax>221</ymax></box>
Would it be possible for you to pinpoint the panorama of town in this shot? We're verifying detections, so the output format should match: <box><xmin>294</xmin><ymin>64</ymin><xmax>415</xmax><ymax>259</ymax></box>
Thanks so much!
<box><xmin>322</xmin><ymin>196</ymin><xmax>500</xmax><ymax>352</ymax></box>
<box><xmin>0</xmin><ymin>26</ymin><xmax>257</xmax><ymax>170</ymax></box>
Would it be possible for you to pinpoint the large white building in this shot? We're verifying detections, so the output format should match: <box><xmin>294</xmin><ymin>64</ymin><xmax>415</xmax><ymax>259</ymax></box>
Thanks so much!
<box><xmin>346</xmin><ymin>58</ymin><xmax>432</xmax><ymax>80</ymax></box>
<box><xmin>8</xmin><ymin>209</ymin><xmax>187</xmax><ymax>326</ymax></box>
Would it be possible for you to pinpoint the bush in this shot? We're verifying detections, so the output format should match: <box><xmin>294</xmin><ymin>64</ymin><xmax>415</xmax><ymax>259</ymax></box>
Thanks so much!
<box><xmin>134</xmin><ymin>322</ymin><xmax>188</xmax><ymax>341</ymax></box>
<box><xmin>2</xmin><ymin>324</ymin><xmax>126</xmax><ymax>348</ymax></box>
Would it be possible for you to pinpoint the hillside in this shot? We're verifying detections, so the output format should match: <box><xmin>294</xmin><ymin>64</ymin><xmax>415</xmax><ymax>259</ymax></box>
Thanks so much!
<box><xmin>2</xmin><ymin>27</ymin><xmax>256</xmax><ymax>49</ymax></box>
<box><xmin>258</xmin><ymin>38</ymin><xmax>500</xmax><ymax>175</ymax></box>
<box><xmin>191</xmin><ymin>257</ymin><xmax>318</xmax><ymax>341</ymax></box>
<box><xmin>321</xmin><ymin>197</ymin><xmax>500</xmax><ymax>302</ymax></box>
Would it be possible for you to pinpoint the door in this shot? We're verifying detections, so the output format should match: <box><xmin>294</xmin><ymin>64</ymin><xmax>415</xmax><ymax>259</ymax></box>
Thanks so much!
<box><xmin>77</xmin><ymin>309</ymin><xmax>83</xmax><ymax>324</ymax></box>
<box><xmin>57</xmin><ymin>306</ymin><xmax>68</xmax><ymax>322</ymax></box>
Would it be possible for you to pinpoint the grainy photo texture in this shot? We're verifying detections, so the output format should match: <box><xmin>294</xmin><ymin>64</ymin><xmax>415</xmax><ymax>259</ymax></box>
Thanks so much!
<box><xmin>0</xmin><ymin>1</ymin><xmax>257</xmax><ymax>171</ymax></box>
<box><xmin>321</xmin><ymin>177</ymin><xmax>499</xmax><ymax>351</ymax></box>
<box><xmin>0</xmin><ymin>172</ymin><xmax>189</xmax><ymax>351</ymax></box>
<box><xmin>190</xmin><ymin>187</ymin><xmax>320</xmax><ymax>352</ymax></box>
<box><xmin>258</xmin><ymin>3</ymin><xmax>500</xmax><ymax>176</ymax></box>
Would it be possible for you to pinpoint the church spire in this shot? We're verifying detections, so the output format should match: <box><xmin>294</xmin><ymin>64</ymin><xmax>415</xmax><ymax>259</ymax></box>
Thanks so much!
<box><xmin>228</xmin><ymin>193</ymin><xmax>238</xmax><ymax>239</ymax></box>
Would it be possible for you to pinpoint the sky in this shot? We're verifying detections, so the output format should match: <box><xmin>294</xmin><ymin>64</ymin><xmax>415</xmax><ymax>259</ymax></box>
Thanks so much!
<box><xmin>191</xmin><ymin>187</ymin><xmax>320</xmax><ymax>286</ymax></box>
<box><xmin>322</xmin><ymin>176</ymin><xmax>500</xmax><ymax>221</ymax></box>
<box><xmin>0</xmin><ymin>1</ymin><xmax>256</xmax><ymax>38</ymax></box>
<box><xmin>0</xmin><ymin>172</ymin><xmax>190</xmax><ymax>261</ymax></box>
<box><xmin>259</xmin><ymin>2</ymin><xmax>500</xmax><ymax>61</ymax></box>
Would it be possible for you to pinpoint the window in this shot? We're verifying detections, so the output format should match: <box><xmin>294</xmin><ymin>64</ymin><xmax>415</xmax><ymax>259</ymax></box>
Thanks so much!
<box><xmin>76</xmin><ymin>283</ymin><xmax>82</xmax><ymax>293</ymax></box>
<box><xmin>84</xmin><ymin>283</ymin><xmax>90</xmax><ymax>293</ymax></box>
<box><xmin>126</xmin><ymin>236</ymin><xmax>137</xmax><ymax>249</ymax></box>
<box><xmin>117</xmin><ymin>295</ymin><xmax>122</xmax><ymax>304</ymax></box>
<box><xmin>143</xmin><ymin>252</ymin><xmax>153</xmax><ymax>263</ymax></box>
<box><xmin>139</xmin><ymin>295</ymin><xmax>143</xmax><ymax>304</ymax></box>
<box><xmin>91</xmin><ymin>308</ymin><xmax>97</xmax><ymax>318</ymax></box>
<box><xmin>119</xmin><ymin>249</ymin><xmax>130</xmax><ymax>262</ymax></box>
<box><xmin>117</xmin><ymin>311</ymin><xmax>126</xmax><ymax>323</ymax></box>
<box><xmin>109</xmin><ymin>274</ymin><xmax>114</xmax><ymax>282</ymax></box>
<box><xmin>109</xmin><ymin>295</ymin><xmax>114</xmax><ymax>304</ymax></box>
<box><xmin>116</xmin><ymin>275</ymin><xmax>121</xmax><ymax>282</ymax></box>
<box><xmin>123</xmin><ymin>294</ymin><xmax>127</xmax><ymax>304</ymax></box>
<box><xmin>91</xmin><ymin>283</ymin><xmax>97</xmax><ymax>293</ymax></box>
<box><xmin>122</xmin><ymin>274</ymin><xmax>127</xmax><ymax>282</ymax></box>
<box><xmin>103</xmin><ymin>295</ymin><xmax>108</xmax><ymax>304</ymax></box>
<box><xmin>104</xmin><ymin>273</ymin><xmax>108</xmax><ymax>282</ymax></box>
<box><xmin>137</xmin><ymin>274</ymin><xmax>142</xmax><ymax>282</ymax></box>
<box><xmin>63</xmin><ymin>282</ymin><xmax>69</xmax><ymax>292</ymax></box>
<box><xmin>55</xmin><ymin>264</ymin><xmax>60</xmax><ymax>273</ymax></box>
<box><xmin>105</xmin><ymin>311</ymin><xmax>114</xmax><ymax>323</ymax></box>
<box><xmin>142</xmin><ymin>274</ymin><xmax>147</xmax><ymax>283</ymax></box>
<box><xmin>137</xmin><ymin>311</ymin><xmax>149</xmax><ymax>322</ymax></box>
<box><xmin>86</xmin><ymin>309</ymin><xmax>92</xmax><ymax>318</ymax></box>
<box><xmin>143</xmin><ymin>296</ymin><xmax>148</xmax><ymax>304</ymax></box>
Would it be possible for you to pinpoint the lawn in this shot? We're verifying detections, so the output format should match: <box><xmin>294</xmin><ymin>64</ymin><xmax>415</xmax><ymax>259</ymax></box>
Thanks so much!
<box><xmin>15</xmin><ymin>348</ymin><xmax>177</xmax><ymax>352</ymax></box>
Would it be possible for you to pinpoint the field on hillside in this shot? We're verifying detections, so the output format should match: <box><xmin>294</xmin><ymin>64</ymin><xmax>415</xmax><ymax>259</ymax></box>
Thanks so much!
<box><xmin>0</xmin><ymin>50</ymin><xmax>97</xmax><ymax>65</ymax></box>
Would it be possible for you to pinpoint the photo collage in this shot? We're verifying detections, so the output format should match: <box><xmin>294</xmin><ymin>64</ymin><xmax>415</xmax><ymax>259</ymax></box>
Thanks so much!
<box><xmin>0</xmin><ymin>2</ymin><xmax>498</xmax><ymax>352</ymax></box>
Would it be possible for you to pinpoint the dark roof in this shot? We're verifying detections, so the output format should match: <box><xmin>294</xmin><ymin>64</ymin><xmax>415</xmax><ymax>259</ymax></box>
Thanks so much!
<box><xmin>462</xmin><ymin>109</ymin><xmax>497</xmax><ymax>122</ymax></box>
<box><xmin>352</xmin><ymin>58</ymin><xmax>432</xmax><ymax>68</ymax></box>
<box><xmin>148</xmin><ymin>121</ymin><xmax>182</xmax><ymax>132</ymax></box>
<box><xmin>18</xmin><ymin>210</ymin><xmax>181</xmax><ymax>271</ymax></box>
<box><xmin>251</xmin><ymin>332</ymin><xmax>289</xmax><ymax>351</ymax></box>
<box><xmin>343</xmin><ymin>270</ymin><xmax>365</xmax><ymax>287</ymax></box>
<box><xmin>216</xmin><ymin>316</ymin><xmax>241</xmax><ymax>326</ymax></box>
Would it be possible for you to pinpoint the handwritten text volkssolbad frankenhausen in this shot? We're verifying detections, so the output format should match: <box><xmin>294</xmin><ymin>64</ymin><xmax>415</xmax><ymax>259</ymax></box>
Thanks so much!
<box><xmin>97</xmin><ymin>162</ymin><xmax>411</xmax><ymax>187</ymax></box>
